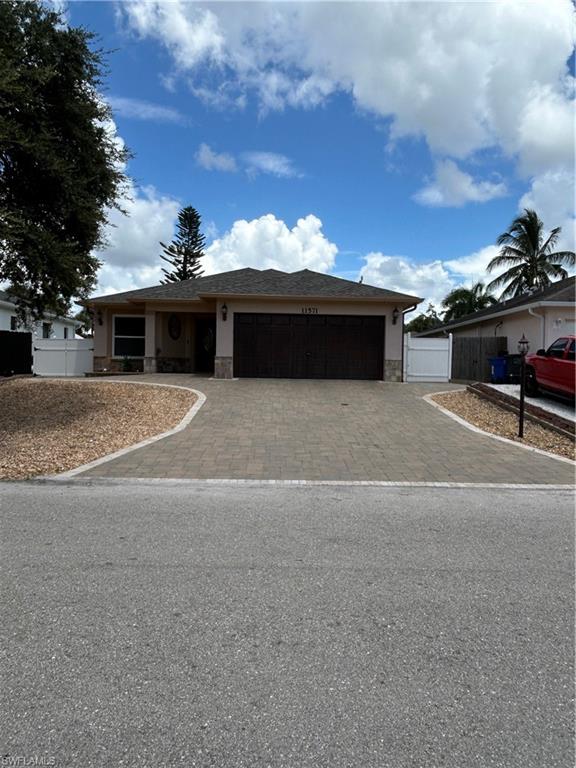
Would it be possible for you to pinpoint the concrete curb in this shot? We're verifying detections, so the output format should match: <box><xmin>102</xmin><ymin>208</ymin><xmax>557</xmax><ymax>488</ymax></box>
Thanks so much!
<box><xmin>424</xmin><ymin>391</ymin><xmax>576</xmax><ymax>467</ymax></box>
<box><xmin>47</xmin><ymin>380</ymin><xmax>207</xmax><ymax>479</ymax></box>
<box><xmin>16</xmin><ymin>477</ymin><xmax>576</xmax><ymax>490</ymax></box>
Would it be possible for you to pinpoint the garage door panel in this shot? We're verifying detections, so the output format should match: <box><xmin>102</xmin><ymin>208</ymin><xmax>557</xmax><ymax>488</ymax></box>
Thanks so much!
<box><xmin>288</xmin><ymin>321</ymin><xmax>308</xmax><ymax>378</ymax></box>
<box><xmin>303</xmin><ymin>319</ymin><xmax>326</xmax><ymax>378</ymax></box>
<box><xmin>234</xmin><ymin>313</ymin><xmax>384</xmax><ymax>379</ymax></box>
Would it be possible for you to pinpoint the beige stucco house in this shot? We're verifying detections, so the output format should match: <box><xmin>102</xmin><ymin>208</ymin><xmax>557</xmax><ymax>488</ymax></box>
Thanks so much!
<box><xmin>417</xmin><ymin>276</ymin><xmax>575</xmax><ymax>352</ymax></box>
<box><xmin>87</xmin><ymin>268</ymin><xmax>421</xmax><ymax>380</ymax></box>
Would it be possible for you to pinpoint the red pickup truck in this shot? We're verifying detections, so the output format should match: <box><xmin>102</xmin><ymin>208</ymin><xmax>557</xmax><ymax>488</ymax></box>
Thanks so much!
<box><xmin>525</xmin><ymin>335</ymin><xmax>575</xmax><ymax>398</ymax></box>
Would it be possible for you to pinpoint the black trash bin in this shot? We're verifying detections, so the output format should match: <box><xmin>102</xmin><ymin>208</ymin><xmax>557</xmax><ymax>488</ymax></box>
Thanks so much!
<box><xmin>505</xmin><ymin>354</ymin><xmax>522</xmax><ymax>384</ymax></box>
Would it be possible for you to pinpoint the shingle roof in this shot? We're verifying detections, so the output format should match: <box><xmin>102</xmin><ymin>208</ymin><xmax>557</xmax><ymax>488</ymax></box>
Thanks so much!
<box><xmin>88</xmin><ymin>268</ymin><xmax>422</xmax><ymax>305</ymax></box>
<box><xmin>417</xmin><ymin>276</ymin><xmax>575</xmax><ymax>336</ymax></box>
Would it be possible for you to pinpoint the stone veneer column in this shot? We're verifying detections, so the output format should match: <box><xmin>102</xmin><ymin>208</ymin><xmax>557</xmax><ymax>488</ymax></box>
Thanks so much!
<box><xmin>144</xmin><ymin>310</ymin><xmax>157</xmax><ymax>373</ymax></box>
<box><xmin>384</xmin><ymin>359</ymin><xmax>402</xmax><ymax>382</ymax></box>
<box><xmin>214</xmin><ymin>356</ymin><xmax>233</xmax><ymax>379</ymax></box>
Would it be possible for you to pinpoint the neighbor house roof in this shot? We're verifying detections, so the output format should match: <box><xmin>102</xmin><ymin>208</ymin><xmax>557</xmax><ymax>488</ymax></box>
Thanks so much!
<box><xmin>87</xmin><ymin>268</ymin><xmax>422</xmax><ymax>305</ymax></box>
<box><xmin>0</xmin><ymin>289</ymin><xmax>79</xmax><ymax>324</ymax></box>
<box><xmin>417</xmin><ymin>276</ymin><xmax>575</xmax><ymax>337</ymax></box>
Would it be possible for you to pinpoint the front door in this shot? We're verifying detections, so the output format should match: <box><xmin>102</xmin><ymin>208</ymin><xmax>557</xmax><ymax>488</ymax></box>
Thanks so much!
<box><xmin>195</xmin><ymin>317</ymin><xmax>216</xmax><ymax>373</ymax></box>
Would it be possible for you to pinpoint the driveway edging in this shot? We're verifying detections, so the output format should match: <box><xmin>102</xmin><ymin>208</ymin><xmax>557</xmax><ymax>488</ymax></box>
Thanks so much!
<box><xmin>423</xmin><ymin>391</ymin><xmax>576</xmax><ymax>467</ymax></box>
<box><xmin>25</xmin><ymin>477</ymin><xmax>575</xmax><ymax>490</ymax></box>
<box><xmin>49</xmin><ymin>381</ymin><xmax>207</xmax><ymax>479</ymax></box>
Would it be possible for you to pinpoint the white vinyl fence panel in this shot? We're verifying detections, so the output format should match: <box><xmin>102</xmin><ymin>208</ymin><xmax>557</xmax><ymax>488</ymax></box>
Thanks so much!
<box><xmin>403</xmin><ymin>333</ymin><xmax>452</xmax><ymax>383</ymax></box>
<box><xmin>33</xmin><ymin>338</ymin><xmax>94</xmax><ymax>377</ymax></box>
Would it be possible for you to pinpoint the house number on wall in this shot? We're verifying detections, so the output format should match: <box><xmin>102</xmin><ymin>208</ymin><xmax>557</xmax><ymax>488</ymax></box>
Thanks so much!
<box><xmin>301</xmin><ymin>307</ymin><xmax>319</xmax><ymax>314</ymax></box>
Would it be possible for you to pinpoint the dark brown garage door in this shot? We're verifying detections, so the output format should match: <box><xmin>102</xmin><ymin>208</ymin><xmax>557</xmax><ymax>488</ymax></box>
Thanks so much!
<box><xmin>234</xmin><ymin>314</ymin><xmax>385</xmax><ymax>380</ymax></box>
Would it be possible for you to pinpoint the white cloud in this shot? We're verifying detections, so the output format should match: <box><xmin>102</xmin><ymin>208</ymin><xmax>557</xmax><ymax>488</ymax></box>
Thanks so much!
<box><xmin>519</xmin><ymin>169</ymin><xmax>576</xmax><ymax>252</ymax></box>
<box><xmin>107</xmin><ymin>96</ymin><xmax>186</xmax><ymax>125</ymax></box>
<box><xmin>203</xmin><ymin>214</ymin><xmax>337</xmax><ymax>274</ymax></box>
<box><xmin>360</xmin><ymin>244</ymin><xmax>506</xmax><ymax>315</ymax></box>
<box><xmin>96</xmin><ymin>263</ymin><xmax>165</xmax><ymax>298</ymax></box>
<box><xmin>203</xmin><ymin>220</ymin><xmax>219</xmax><ymax>242</ymax></box>
<box><xmin>444</xmin><ymin>245</ymin><xmax>501</xmax><ymax>284</ymax></box>
<box><xmin>414</xmin><ymin>160</ymin><xmax>507</xmax><ymax>207</ymax></box>
<box><xmin>93</xmin><ymin>183</ymin><xmax>180</xmax><ymax>294</ymax></box>
<box><xmin>119</xmin><ymin>2</ymin><xmax>224</xmax><ymax>70</ymax></box>
<box><xmin>195</xmin><ymin>143</ymin><xmax>238</xmax><ymax>172</ymax></box>
<box><xmin>94</xmin><ymin>212</ymin><xmax>338</xmax><ymax>295</ymax></box>
<box><xmin>195</xmin><ymin>144</ymin><xmax>301</xmax><ymax>178</ymax></box>
<box><xmin>189</xmin><ymin>83</ymin><xmax>247</xmax><ymax>111</ymax></box>
<box><xmin>360</xmin><ymin>253</ymin><xmax>453</xmax><ymax>311</ymax></box>
<box><xmin>117</xmin><ymin>0</ymin><xmax>575</xmax><ymax>177</ymax></box>
<box><xmin>516</xmin><ymin>83</ymin><xmax>575</xmax><ymax>176</ymax></box>
<box><xmin>242</xmin><ymin>151</ymin><xmax>302</xmax><ymax>179</ymax></box>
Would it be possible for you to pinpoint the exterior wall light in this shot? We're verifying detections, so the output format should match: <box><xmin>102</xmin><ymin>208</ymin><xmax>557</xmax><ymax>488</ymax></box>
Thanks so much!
<box><xmin>221</xmin><ymin>303</ymin><xmax>228</xmax><ymax>321</ymax></box>
<box><xmin>392</xmin><ymin>307</ymin><xmax>400</xmax><ymax>325</ymax></box>
<box><xmin>517</xmin><ymin>334</ymin><xmax>529</xmax><ymax>356</ymax></box>
<box><xmin>96</xmin><ymin>310</ymin><xmax>103</xmax><ymax>326</ymax></box>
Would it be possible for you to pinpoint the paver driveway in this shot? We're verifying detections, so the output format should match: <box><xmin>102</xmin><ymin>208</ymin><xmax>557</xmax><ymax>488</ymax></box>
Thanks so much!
<box><xmin>77</xmin><ymin>375</ymin><xmax>574</xmax><ymax>484</ymax></box>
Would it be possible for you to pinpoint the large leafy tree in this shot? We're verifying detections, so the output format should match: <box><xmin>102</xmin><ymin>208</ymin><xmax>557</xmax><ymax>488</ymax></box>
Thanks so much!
<box><xmin>404</xmin><ymin>304</ymin><xmax>442</xmax><ymax>334</ymax></box>
<box><xmin>0</xmin><ymin>1</ymin><xmax>130</xmax><ymax>320</ymax></box>
<box><xmin>160</xmin><ymin>206</ymin><xmax>205</xmax><ymax>283</ymax></box>
<box><xmin>441</xmin><ymin>282</ymin><xmax>496</xmax><ymax>322</ymax></box>
<box><xmin>74</xmin><ymin>307</ymin><xmax>94</xmax><ymax>338</ymax></box>
<box><xmin>487</xmin><ymin>209</ymin><xmax>575</xmax><ymax>300</ymax></box>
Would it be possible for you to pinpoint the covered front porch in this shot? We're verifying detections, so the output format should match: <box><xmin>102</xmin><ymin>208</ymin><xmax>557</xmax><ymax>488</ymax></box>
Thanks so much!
<box><xmin>93</xmin><ymin>302</ymin><xmax>224</xmax><ymax>376</ymax></box>
<box><xmin>151</xmin><ymin>310</ymin><xmax>216</xmax><ymax>374</ymax></box>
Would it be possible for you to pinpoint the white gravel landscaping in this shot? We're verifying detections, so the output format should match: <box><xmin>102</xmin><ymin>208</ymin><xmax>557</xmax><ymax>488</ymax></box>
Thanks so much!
<box><xmin>488</xmin><ymin>384</ymin><xmax>575</xmax><ymax>423</ymax></box>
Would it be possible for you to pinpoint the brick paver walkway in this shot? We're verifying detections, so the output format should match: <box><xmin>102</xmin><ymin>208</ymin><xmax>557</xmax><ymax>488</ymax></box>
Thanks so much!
<box><xmin>76</xmin><ymin>375</ymin><xmax>575</xmax><ymax>484</ymax></box>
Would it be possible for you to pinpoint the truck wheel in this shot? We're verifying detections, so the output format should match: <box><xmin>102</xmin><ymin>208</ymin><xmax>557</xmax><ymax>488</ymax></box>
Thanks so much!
<box><xmin>525</xmin><ymin>367</ymin><xmax>539</xmax><ymax>397</ymax></box>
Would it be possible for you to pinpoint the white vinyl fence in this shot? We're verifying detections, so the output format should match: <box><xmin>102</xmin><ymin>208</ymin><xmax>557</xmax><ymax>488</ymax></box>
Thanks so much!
<box><xmin>33</xmin><ymin>338</ymin><xmax>94</xmax><ymax>377</ymax></box>
<box><xmin>403</xmin><ymin>333</ymin><xmax>452</xmax><ymax>383</ymax></box>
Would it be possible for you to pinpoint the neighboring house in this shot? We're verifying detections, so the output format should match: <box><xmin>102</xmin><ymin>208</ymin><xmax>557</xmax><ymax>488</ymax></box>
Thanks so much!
<box><xmin>417</xmin><ymin>277</ymin><xmax>575</xmax><ymax>352</ymax></box>
<box><xmin>0</xmin><ymin>289</ymin><xmax>79</xmax><ymax>339</ymax></box>
<box><xmin>86</xmin><ymin>268</ymin><xmax>422</xmax><ymax>380</ymax></box>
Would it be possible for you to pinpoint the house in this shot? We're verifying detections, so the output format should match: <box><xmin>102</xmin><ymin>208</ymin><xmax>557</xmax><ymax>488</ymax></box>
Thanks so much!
<box><xmin>86</xmin><ymin>268</ymin><xmax>422</xmax><ymax>380</ymax></box>
<box><xmin>0</xmin><ymin>289</ymin><xmax>79</xmax><ymax>339</ymax></box>
<box><xmin>417</xmin><ymin>277</ymin><xmax>575</xmax><ymax>352</ymax></box>
<box><xmin>0</xmin><ymin>289</ymin><xmax>80</xmax><ymax>376</ymax></box>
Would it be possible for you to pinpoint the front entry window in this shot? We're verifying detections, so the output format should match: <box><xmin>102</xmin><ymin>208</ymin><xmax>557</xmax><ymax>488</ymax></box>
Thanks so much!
<box><xmin>202</xmin><ymin>327</ymin><xmax>215</xmax><ymax>354</ymax></box>
<box><xmin>113</xmin><ymin>316</ymin><xmax>145</xmax><ymax>357</ymax></box>
<box><xmin>195</xmin><ymin>318</ymin><xmax>216</xmax><ymax>372</ymax></box>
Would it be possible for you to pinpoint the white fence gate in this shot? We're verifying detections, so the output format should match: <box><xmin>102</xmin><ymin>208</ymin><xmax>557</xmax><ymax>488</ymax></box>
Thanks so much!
<box><xmin>33</xmin><ymin>338</ymin><xmax>94</xmax><ymax>377</ymax></box>
<box><xmin>403</xmin><ymin>333</ymin><xmax>452</xmax><ymax>383</ymax></box>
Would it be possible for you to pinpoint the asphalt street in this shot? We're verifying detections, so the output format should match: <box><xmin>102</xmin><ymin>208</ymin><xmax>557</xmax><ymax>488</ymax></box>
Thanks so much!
<box><xmin>0</xmin><ymin>481</ymin><xmax>574</xmax><ymax>768</ymax></box>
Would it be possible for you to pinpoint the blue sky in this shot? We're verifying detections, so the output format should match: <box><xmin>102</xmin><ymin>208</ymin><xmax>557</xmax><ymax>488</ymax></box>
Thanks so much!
<box><xmin>64</xmin><ymin>1</ymin><xmax>575</xmax><ymax>313</ymax></box>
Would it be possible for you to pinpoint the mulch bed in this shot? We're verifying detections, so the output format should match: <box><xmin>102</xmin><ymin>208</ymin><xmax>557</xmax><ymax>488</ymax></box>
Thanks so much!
<box><xmin>432</xmin><ymin>390</ymin><xmax>575</xmax><ymax>461</ymax></box>
<box><xmin>0</xmin><ymin>379</ymin><xmax>196</xmax><ymax>480</ymax></box>
<box><xmin>469</xmin><ymin>382</ymin><xmax>575</xmax><ymax>439</ymax></box>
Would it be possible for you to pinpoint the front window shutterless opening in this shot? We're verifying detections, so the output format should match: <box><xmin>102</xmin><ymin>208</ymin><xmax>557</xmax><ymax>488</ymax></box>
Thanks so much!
<box><xmin>113</xmin><ymin>315</ymin><xmax>145</xmax><ymax>357</ymax></box>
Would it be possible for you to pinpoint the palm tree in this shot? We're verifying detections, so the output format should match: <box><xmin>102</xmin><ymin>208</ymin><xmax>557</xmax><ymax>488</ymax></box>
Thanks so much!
<box><xmin>441</xmin><ymin>282</ymin><xmax>496</xmax><ymax>322</ymax></box>
<box><xmin>487</xmin><ymin>209</ymin><xmax>575</xmax><ymax>300</ymax></box>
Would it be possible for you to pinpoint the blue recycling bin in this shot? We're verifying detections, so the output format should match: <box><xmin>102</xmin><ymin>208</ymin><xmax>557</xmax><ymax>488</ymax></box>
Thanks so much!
<box><xmin>489</xmin><ymin>356</ymin><xmax>507</xmax><ymax>383</ymax></box>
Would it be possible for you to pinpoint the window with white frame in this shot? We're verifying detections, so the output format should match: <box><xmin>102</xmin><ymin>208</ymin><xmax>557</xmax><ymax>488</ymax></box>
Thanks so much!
<box><xmin>64</xmin><ymin>327</ymin><xmax>69</xmax><ymax>339</ymax></box>
<box><xmin>10</xmin><ymin>316</ymin><xmax>18</xmax><ymax>331</ymax></box>
<box><xmin>113</xmin><ymin>315</ymin><xmax>145</xmax><ymax>357</ymax></box>
<box><xmin>42</xmin><ymin>322</ymin><xmax>52</xmax><ymax>338</ymax></box>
